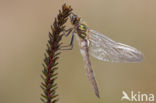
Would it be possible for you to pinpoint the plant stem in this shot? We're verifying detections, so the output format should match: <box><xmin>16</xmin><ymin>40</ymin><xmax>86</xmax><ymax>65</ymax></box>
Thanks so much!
<box><xmin>40</xmin><ymin>4</ymin><xmax>72</xmax><ymax>103</ymax></box>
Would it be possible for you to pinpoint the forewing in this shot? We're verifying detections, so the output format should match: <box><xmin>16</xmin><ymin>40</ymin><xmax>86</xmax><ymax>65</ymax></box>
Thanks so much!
<box><xmin>88</xmin><ymin>29</ymin><xmax>143</xmax><ymax>62</ymax></box>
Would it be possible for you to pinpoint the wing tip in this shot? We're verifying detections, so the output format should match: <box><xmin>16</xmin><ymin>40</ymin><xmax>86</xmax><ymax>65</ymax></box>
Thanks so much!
<box><xmin>134</xmin><ymin>51</ymin><xmax>144</xmax><ymax>62</ymax></box>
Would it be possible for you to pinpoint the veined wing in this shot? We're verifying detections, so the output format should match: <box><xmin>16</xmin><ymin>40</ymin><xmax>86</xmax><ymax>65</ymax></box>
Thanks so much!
<box><xmin>88</xmin><ymin>29</ymin><xmax>143</xmax><ymax>62</ymax></box>
<box><xmin>79</xmin><ymin>39</ymin><xmax>100</xmax><ymax>98</ymax></box>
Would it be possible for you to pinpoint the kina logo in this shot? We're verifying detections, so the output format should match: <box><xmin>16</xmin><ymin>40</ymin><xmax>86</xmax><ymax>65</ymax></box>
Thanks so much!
<box><xmin>121</xmin><ymin>90</ymin><xmax>154</xmax><ymax>102</ymax></box>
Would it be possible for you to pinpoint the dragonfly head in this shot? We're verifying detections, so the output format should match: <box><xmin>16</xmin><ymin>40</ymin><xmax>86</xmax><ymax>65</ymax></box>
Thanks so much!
<box><xmin>70</xmin><ymin>14</ymin><xmax>80</xmax><ymax>25</ymax></box>
<box><xmin>70</xmin><ymin>13</ymin><xmax>88</xmax><ymax>39</ymax></box>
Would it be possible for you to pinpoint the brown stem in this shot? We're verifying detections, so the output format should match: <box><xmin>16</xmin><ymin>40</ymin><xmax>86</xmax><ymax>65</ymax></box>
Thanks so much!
<box><xmin>40</xmin><ymin>4</ymin><xmax>72</xmax><ymax>103</ymax></box>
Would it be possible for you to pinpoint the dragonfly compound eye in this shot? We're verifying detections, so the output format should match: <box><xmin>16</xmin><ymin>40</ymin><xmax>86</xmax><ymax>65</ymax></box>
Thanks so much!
<box><xmin>71</xmin><ymin>15</ymin><xmax>80</xmax><ymax>25</ymax></box>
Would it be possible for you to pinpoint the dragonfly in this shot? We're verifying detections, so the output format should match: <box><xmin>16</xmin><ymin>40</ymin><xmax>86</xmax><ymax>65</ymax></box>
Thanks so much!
<box><xmin>62</xmin><ymin>13</ymin><xmax>143</xmax><ymax>98</ymax></box>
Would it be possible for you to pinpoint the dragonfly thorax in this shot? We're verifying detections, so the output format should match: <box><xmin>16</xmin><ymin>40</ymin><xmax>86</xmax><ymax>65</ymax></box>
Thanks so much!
<box><xmin>76</xmin><ymin>24</ymin><xmax>88</xmax><ymax>39</ymax></box>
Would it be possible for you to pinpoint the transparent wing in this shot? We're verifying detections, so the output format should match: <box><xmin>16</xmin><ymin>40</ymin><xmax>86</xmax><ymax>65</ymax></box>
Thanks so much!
<box><xmin>88</xmin><ymin>29</ymin><xmax>143</xmax><ymax>62</ymax></box>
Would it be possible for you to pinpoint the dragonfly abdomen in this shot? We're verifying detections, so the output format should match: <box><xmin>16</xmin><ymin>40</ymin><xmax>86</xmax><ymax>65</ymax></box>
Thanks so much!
<box><xmin>80</xmin><ymin>40</ymin><xmax>100</xmax><ymax>98</ymax></box>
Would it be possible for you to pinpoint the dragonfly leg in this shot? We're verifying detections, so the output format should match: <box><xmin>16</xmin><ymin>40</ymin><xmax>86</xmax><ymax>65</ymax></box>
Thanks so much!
<box><xmin>63</xmin><ymin>28</ymin><xmax>73</xmax><ymax>37</ymax></box>
<box><xmin>60</xmin><ymin>32</ymin><xmax>75</xmax><ymax>50</ymax></box>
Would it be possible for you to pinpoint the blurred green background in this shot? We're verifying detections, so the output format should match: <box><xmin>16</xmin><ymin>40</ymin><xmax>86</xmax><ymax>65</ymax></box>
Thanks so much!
<box><xmin>0</xmin><ymin>0</ymin><xmax>156</xmax><ymax>103</ymax></box>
